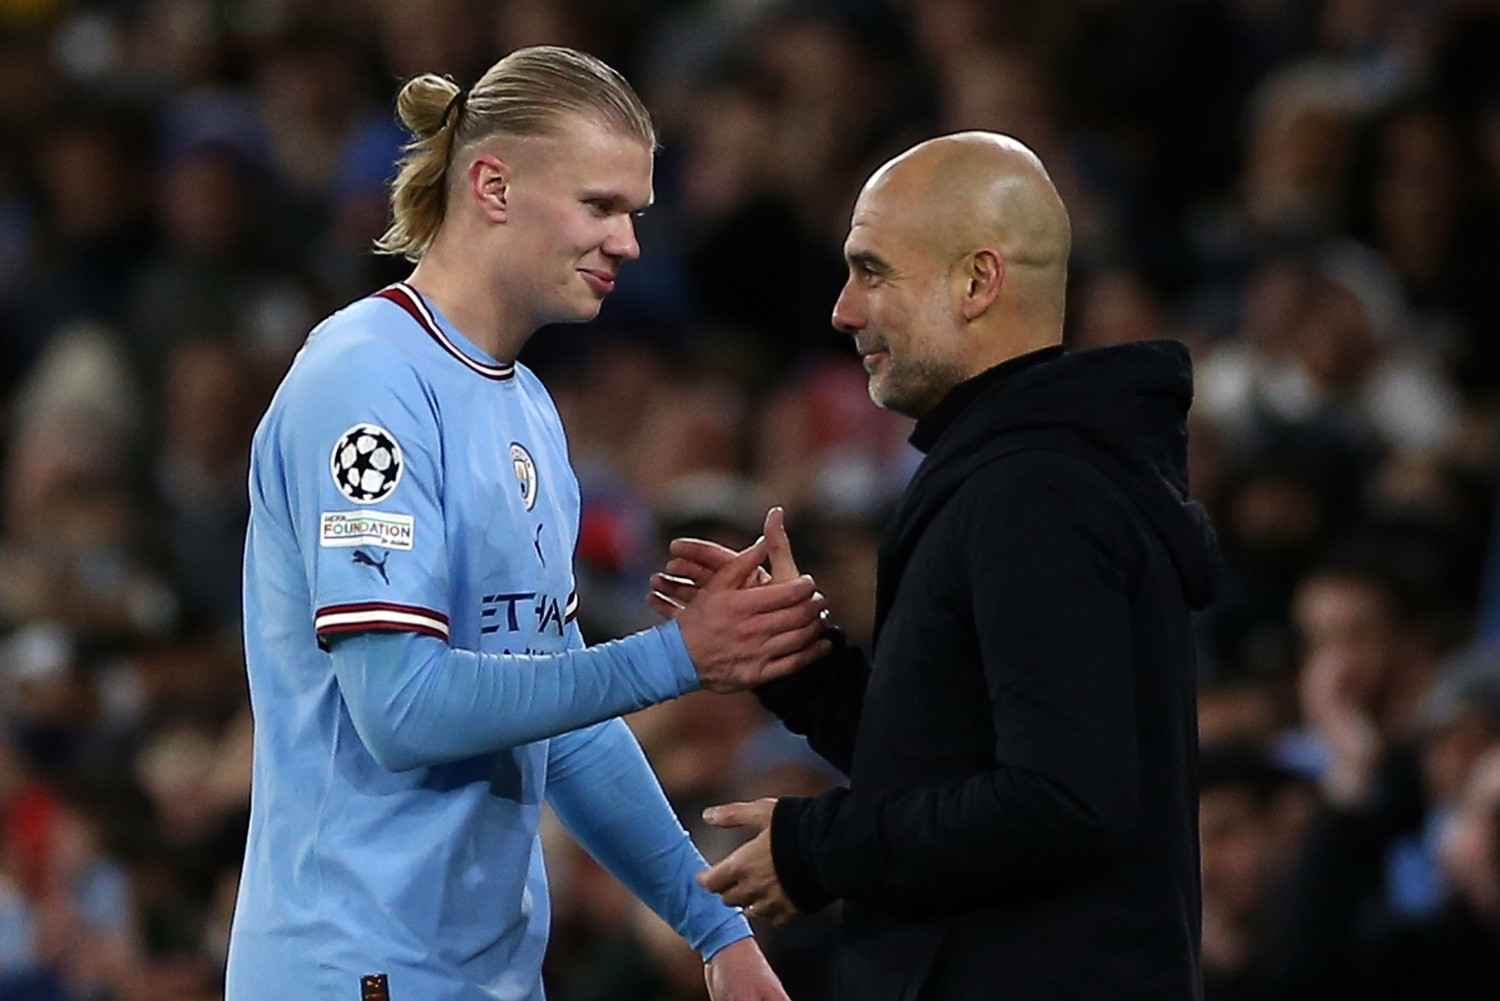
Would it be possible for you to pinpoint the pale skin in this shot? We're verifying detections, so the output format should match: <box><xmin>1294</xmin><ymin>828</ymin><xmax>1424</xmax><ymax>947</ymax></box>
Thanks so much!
<box><xmin>404</xmin><ymin>110</ymin><xmax>830</xmax><ymax>693</ymax></box>
<box><xmin>400</xmin><ymin>110</ymin><xmax>821</xmax><ymax>999</ymax></box>
<box><xmin>836</xmin><ymin>130</ymin><xmax>1071</xmax><ymax>419</ymax></box>
<box><xmin>651</xmin><ymin>131</ymin><xmax>1076</xmax><ymax>921</ymax></box>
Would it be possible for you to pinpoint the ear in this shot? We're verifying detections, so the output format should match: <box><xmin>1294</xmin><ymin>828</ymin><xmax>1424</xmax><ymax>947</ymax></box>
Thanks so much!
<box><xmin>467</xmin><ymin>153</ymin><xmax>510</xmax><ymax>223</ymax></box>
<box><xmin>959</xmin><ymin>248</ymin><xmax>1004</xmax><ymax>320</ymax></box>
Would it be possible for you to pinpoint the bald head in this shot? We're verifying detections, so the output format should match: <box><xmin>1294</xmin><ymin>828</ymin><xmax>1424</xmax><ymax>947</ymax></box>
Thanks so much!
<box><xmin>833</xmin><ymin>132</ymin><xmax>1074</xmax><ymax>417</ymax></box>
<box><xmin>859</xmin><ymin>131</ymin><xmax>1071</xmax><ymax>332</ymax></box>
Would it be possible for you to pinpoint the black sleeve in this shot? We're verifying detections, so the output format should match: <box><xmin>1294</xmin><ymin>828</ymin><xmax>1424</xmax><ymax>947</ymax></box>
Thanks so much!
<box><xmin>754</xmin><ymin>627</ymin><xmax>870</xmax><ymax>776</ymax></box>
<box><xmin>770</xmin><ymin>455</ymin><xmax>1146</xmax><ymax>915</ymax></box>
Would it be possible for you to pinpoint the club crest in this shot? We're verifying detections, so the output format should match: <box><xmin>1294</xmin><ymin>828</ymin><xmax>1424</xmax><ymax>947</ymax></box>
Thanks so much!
<box><xmin>510</xmin><ymin>442</ymin><xmax>538</xmax><ymax>511</ymax></box>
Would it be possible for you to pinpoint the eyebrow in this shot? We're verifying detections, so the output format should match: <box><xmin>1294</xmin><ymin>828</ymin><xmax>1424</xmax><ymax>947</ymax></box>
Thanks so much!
<box><xmin>581</xmin><ymin>189</ymin><xmax>654</xmax><ymax>214</ymax></box>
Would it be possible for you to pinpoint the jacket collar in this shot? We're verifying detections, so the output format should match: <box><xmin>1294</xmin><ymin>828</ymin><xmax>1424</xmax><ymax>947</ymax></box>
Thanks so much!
<box><xmin>909</xmin><ymin>345</ymin><xmax>1066</xmax><ymax>454</ymax></box>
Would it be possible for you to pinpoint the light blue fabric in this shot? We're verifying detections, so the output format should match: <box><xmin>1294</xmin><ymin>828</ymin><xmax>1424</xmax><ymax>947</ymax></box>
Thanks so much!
<box><xmin>229</xmin><ymin>285</ymin><xmax>743</xmax><ymax>1001</ymax></box>
<box><xmin>1384</xmin><ymin>808</ymin><xmax>1451</xmax><ymax>919</ymax></box>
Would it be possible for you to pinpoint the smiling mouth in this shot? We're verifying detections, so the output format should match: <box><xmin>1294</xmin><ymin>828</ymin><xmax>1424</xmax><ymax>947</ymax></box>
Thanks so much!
<box><xmin>579</xmin><ymin>269</ymin><xmax>616</xmax><ymax>295</ymax></box>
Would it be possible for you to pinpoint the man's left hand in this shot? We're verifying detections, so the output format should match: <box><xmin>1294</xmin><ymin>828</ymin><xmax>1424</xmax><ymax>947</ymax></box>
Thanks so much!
<box><xmin>699</xmin><ymin>799</ymin><xmax>799</xmax><ymax>926</ymax></box>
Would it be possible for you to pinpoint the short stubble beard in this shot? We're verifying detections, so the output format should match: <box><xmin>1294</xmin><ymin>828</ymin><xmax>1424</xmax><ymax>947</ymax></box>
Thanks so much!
<box><xmin>869</xmin><ymin>353</ymin><xmax>968</xmax><ymax>419</ymax></box>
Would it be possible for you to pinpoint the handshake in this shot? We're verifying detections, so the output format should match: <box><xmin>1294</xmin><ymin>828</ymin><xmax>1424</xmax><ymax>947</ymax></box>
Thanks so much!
<box><xmin>649</xmin><ymin>506</ymin><xmax>832</xmax><ymax>694</ymax></box>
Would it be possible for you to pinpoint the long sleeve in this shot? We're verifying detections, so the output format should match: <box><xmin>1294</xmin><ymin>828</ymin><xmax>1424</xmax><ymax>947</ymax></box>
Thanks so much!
<box><xmin>328</xmin><ymin>623</ymin><xmax>699</xmax><ymax>771</ymax></box>
<box><xmin>546</xmin><ymin>717</ymin><xmax>750</xmax><ymax>959</ymax></box>
<box><xmin>753</xmin><ymin>628</ymin><xmax>870</xmax><ymax>775</ymax></box>
<box><xmin>771</xmin><ymin>455</ymin><xmax>1145</xmax><ymax>914</ymax></box>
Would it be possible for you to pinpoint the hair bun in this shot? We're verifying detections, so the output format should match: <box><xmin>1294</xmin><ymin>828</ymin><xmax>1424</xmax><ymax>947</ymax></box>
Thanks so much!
<box><xmin>395</xmin><ymin>73</ymin><xmax>463</xmax><ymax>140</ymax></box>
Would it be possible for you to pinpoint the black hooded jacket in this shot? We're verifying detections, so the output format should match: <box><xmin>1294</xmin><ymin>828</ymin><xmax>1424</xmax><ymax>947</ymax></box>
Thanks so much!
<box><xmin>757</xmin><ymin>341</ymin><xmax>1221</xmax><ymax>1001</ymax></box>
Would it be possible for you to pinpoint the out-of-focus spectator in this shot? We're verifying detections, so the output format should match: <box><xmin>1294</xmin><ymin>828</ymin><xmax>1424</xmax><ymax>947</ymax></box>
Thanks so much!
<box><xmin>1197</xmin><ymin>241</ymin><xmax>1458</xmax><ymax>459</ymax></box>
<box><xmin>6</xmin><ymin>109</ymin><xmax>154</xmax><ymax>385</ymax></box>
<box><xmin>151</xmin><ymin>339</ymin><xmax>261</xmax><ymax>632</ymax></box>
<box><xmin>1268</xmin><ymin>644</ymin><xmax>1500</xmax><ymax>1000</ymax></box>
<box><xmin>1199</xmin><ymin>742</ymin><xmax>1316</xmax><ymax>1001</ymax></box>
<box><xmin>1</xmin><ymin>326</ymin><xmax>175</xmax><ymax>646</ymax></box>
<box><xmin>1</xmin><ymin>2</ymin><xmax>1500</xmax><ymax>997</ymax></box>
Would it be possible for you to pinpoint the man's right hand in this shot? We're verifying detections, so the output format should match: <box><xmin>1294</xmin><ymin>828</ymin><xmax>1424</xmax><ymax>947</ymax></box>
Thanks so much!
<box><xmin>661</xmin><ymin>508</ymin><xmax>830</xmax><ymax>692</ymax></box>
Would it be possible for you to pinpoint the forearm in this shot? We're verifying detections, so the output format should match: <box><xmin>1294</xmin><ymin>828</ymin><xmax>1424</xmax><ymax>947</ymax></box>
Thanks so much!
<box><xmin>753</xmin><ymin>628</ymin><xmax>868</xmax><ymax>774</ymax></box>
<box><xmin>330</xmin><ymin>625</ymin><xmax>699</xmax><ymax>771</ymax></box>
<box><xmin>771</xmin><ymin>763</ymin><xmax>1135</xmax><ymax>915</ymax></box>
<box><xmin>548</xmin><ymin>718</ymin><xmax>749</xmax><ymax>958</ymax></box>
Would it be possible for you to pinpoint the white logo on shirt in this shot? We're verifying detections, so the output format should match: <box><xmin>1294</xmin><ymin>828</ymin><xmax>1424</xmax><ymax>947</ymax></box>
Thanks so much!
<box><xmin>331</xmin><ymin>423</ymin><xmax>404</xmax><ymax>504</ymax></box>
<box><xmin>319</xmin><ymin>511</ymin><xmax>415</xmax><ymax>550</ymax></box>
<box><xmin>510</xmin><ymin>443</ymin><xmax>538</xmax><ymax>511</ymax></box>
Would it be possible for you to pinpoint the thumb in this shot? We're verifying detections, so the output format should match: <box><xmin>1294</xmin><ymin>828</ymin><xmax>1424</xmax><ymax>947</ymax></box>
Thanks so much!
<box><xmin>763</xmin><ymin>507</ymin><xmax>800</xmax><ymax>581</ymax></box>
<box><xmin>704</xmin><ymin>536</ymin><xmax>769</xmax><ymax>592</ymax></box>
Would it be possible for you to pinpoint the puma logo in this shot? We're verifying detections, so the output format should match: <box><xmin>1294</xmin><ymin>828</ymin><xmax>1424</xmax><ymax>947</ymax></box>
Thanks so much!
<box><xmin>352</xmin><ymin>550</ymin><xmax>390</xmax><ymax>585</ymax></box>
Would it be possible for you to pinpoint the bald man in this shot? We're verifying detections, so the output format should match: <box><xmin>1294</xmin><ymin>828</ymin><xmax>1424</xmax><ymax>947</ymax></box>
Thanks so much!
<box><xmin>655</xmin><ymin>132</ymin><xmax>1221</xmax><ymax>1000</ymax></box>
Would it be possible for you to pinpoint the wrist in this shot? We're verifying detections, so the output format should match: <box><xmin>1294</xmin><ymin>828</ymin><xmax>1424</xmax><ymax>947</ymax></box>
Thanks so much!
<box><xmin>658</xmin><ymin>619</ymin><xmax>702</xmax><ymax>695</ymax></box>
<box><xmin>703</xmin><ymin>934</ymin><xmax>758</xmax><ymax>966</ymax></box>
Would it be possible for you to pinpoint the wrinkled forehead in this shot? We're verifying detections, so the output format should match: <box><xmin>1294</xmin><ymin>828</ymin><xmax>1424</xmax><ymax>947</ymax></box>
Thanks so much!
<box><xmin>845</xmin><ymin>170</ymin><xmax>950</xmax><ymax>258</ymax></box>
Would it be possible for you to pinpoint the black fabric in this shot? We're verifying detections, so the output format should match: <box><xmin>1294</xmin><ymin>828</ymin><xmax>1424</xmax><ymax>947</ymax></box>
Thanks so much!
<box><xmin>907</xmin><ymin>344</ymin><xmax>1065</xmax><ymax>452</ymax></box>
<box><xmin>758</xmin><ymin>340</ymin><xmax>1220</xmax><ymax>1001</ymax></box>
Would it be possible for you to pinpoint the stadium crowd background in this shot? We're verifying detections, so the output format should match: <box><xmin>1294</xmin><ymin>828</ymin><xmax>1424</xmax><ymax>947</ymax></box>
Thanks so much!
<box><xmin>1</xmin><ymin>0</ymin><xmax>1500</xmax><ymax>998</ymax></box>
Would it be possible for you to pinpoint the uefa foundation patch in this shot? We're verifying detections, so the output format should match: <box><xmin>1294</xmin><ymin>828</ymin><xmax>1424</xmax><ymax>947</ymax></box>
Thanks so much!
<box><xmin>320</xmin><ymin>511</ymin><xmax>415</xmax><ymax>550</ymax></box>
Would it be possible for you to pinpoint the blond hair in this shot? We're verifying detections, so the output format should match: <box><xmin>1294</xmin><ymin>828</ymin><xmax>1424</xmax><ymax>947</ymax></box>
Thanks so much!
<box><xmin>375</xmin><ymin>46</ymin><xmax>657</xmax><ymax>260</ymax></box>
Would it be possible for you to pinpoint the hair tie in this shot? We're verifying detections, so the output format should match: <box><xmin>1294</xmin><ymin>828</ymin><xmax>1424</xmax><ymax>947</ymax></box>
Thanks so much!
<box><xmin>441</xmin><ymin>87</ymin><xmax>468</xmax><ymax>131</ymax></box>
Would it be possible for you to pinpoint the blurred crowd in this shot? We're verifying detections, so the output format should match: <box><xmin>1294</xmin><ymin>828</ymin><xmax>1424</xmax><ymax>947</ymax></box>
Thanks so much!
<box><xmin>1</xmin><ymin>0</ymin><xmax>1500</xmax><ymax>998</ymax></box>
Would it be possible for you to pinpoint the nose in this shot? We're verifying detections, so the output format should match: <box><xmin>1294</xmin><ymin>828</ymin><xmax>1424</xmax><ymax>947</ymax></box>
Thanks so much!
<box><xmin>602</xmin><ymin>215</ymin><xmax>641</xmax><ymax>262</ymax></box>
<box><xmin>831</xmin><ymin>278</ymin><xmax>864</xmax><ymax>334</ymax></box>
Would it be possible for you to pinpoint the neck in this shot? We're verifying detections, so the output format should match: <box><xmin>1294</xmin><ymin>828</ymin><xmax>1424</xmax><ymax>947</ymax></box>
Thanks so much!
<box><xmin>962</xmin><ymin>314</ymin><xmax>1062</xmax><ymax>381</ymax></box>
<box><xmin>407</xmin><ymin>234</ymin><xmax>533</xmax><ymax>363</ymax></box>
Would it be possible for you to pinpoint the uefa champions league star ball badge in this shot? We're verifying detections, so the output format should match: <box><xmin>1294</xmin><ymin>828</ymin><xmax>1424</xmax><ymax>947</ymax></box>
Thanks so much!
<box><xmin>510</xmin><ymin>442</ymin><xmax>538</xmax><ymax>510</ymax></box>
<box><xmin>331</xmin><ymin>424</ymin><xmax>405</xmax><ymax>504</ymax></box>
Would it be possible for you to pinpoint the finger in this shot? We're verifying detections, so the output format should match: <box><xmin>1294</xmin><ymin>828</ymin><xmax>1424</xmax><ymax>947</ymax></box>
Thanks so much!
<box><xmin>664</xmin><ymin>559</ymin><xmax>772</xmax><ymax>590</ymax></box>
<box><xmin>669</xmin><ymin>538</ymin><xmax>742</xmax><ymax>573</ymax></box>
<box><xmin>648</xmin><ymin>574</ymin><xmax>698</xmax><ymax>606</ymax></box>
<box><xmin>725</xmin><ymin>576</ymin><xmax>816</xmax><ymax>613</ymax></box>
<box><xmin>764</xmin><ymin>507</ymin><xmax>800</xmax><ymax>581</ymax></box>
<box><xmin>655</xmin><ymin>571</ymin><xmax>698</xmax><ymax>588</ymax></box>
<box><xmin>647</xmin><ymin>591</ymin><xmax>683</xmax><ymax>620</ymax></box>
<box><xmin>698</xmin><ymin>858</ymin><xmax>738</xmax><ymax>895</ymax></box>
<box><xmin>704</xmin><ymin>537</ymin><xmax>769</xmax><ymax>592</ymax></box>
<box><xmin>663</xmin><ymin>557</ymin><xmax>715</xmax><ymax>586</ymax></box>
<box><xmin>758</xmin><ymin>619</ymin><xmax>832</xmax><ymax>660</ymax></box>
<box><xmin>747</xmin><ymin>595</ymin><xmax>827</xmax><ymax>636</ymax></box>
<box><xmin>719</xmin><ymin>882</ymin><xmax>761</xmax><ymax>910</ymax></box>
<box><xmin>702</xmin><ymin>801</ymin><xmax>764</xmax><ymax>829</ymax></box>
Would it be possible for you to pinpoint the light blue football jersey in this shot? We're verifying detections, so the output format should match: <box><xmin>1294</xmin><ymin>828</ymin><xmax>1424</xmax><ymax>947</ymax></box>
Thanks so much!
<box><xmin>229</xmin><ymin>283</ymin><xmax>740</xmax><ymax>1001</ymax></box>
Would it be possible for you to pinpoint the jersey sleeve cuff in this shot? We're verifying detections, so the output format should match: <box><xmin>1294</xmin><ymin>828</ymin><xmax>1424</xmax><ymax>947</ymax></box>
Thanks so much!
<box><xmin>314</xmin><ymin>601</ymin><xmax>450</xmax><ymax>648</ymax></box>
<box><xmin>657</xmin><ymin>620</ymin><xmax>701</xmax><ymax>694</ymax></box>
<box><xmin>695</xmin><ymin>914</ymin><xmax>753</xmax><ymax>961</ymax></box>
